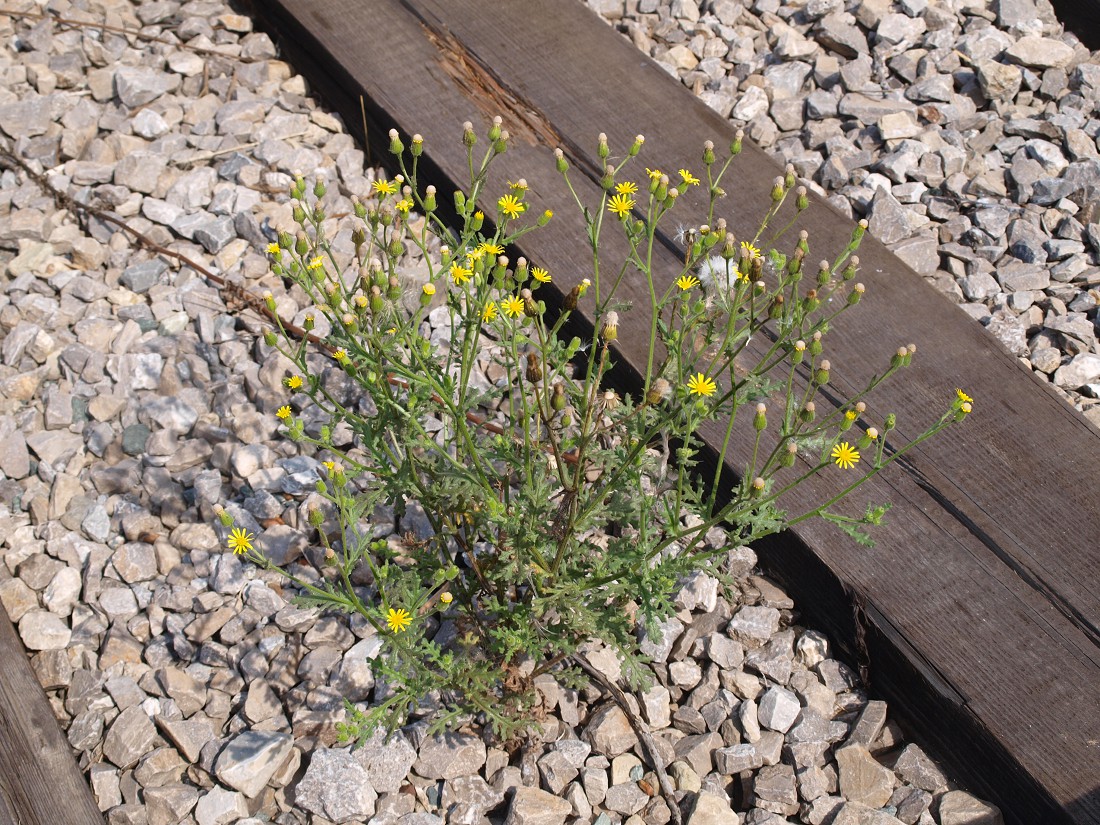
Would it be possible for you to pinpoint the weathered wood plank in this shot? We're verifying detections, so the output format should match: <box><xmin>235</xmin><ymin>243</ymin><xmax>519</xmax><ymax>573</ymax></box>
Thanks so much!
<box><xmin>247</xmin><ymin>1</ymin><xmax>1100</xmax><ymax>821</ymax></box>
<box><xmin>0</xmin><ymin>610</ymin><xmax>104</xmax><ymax>825</ymax></box>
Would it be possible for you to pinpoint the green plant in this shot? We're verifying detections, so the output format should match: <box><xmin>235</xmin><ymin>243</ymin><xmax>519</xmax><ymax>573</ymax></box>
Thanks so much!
<box><xmin>218</xmin><ymin>118</ymin><xmax>972</xmax><ymax>741</ymax></box>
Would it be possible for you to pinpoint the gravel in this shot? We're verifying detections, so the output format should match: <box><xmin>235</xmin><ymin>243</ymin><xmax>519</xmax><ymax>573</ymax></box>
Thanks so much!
<box><xmin>592</xmin><ymin>0</ymin><xmax>1100</xmax><ymax>426</ymax></box>
<box><xmin>0</xmin><ymin>0</ymin><xmax>1034</xmax><ymax>823</ymax></box>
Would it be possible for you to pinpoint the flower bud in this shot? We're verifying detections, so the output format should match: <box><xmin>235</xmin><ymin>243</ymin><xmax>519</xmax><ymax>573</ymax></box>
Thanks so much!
<box><xmin>780</xmin><ymin>441</ymin><xmax>798</xmax><ymax>467</ymax></box>
<box><xmin>601</xmin><ymin>311</ymin><xmax>619</xmax><ymax>343</ymax></box>
<box><xmin>263</xmin><ymin>330</ymin><xmax>277</xmax><ymax>346</ymax></box>
<box><xmin>857</xmin><ymin>428</ymin><xmax>878</xmax><ymax>450</ymax></box>
<box><xmin>308</xmin><ymin>506</ymin><xmax>325</xmax><ymax>527</ymax></box>
<box><xmin>278</xmin><ymin>230</ymin><xmax>294</xmax><ymax>250</ymax></box>
<box><xmin>292</xmin><ymin>174</ymin><xmax>305</xmax><ymax>199</ymax></box>
<box><xmin>847</xmin><ymin>283</ymin><xmax>865</xmax><ymax>306</ymax></box>
<box><xmin>646</xmin><ymin>378</ymin><xmax>672</xmax><ymax>406</ymax></box>
<box><xmin>884</xmin><ymin>413</ymin><xmax>896</xmax><ymax>432</ymax></box>
<box><xmin>797</xmin><ymin>186</ymin><xmax>809</xmax><ymax>211</ymax></box>
<box><xmin>551</xmin><ymin>383</ymin><xmax>567</xmax><ymax>411</ymax></box>
<box><xmin>751</xmin><ymin>477</ymin><xmax>766</xmax><ymax>496</ymax></box>
<box><xmin>521</xmin><ymin>288</ymin><xmax>539</xmax><ymax>318</ymax></box>
<box><xmin>555</xmin><ymin>147</ymin><xmax>568</xmax><ymax>173</ymax></box>
<box><xmin>538</xmin><ymin>208</ymin><xmax>553</xmax><ymax>226</ymax></box>
<box><xmin>803</xmin><ymin>290</ymin><xmax>820</xmax><ymax>313</ymax></box>
<box><xmin>852</xmin><ymin>219</ymin><xmax>867</xmax><ymax>244</ymax></box>
<box><xmin>730</xmin><ymin>129</ymin><xmax>743</xmax><ymax>155</ymax></box>
<box><xmin>799</xmin><ymin>402</ymin><xmax>815</xmax><ymax>423</ymax></box>
<box><xmin>771</xmin><ymin>176</ymin><xmax>784</xmax><ymax>202</ymax></box>
<box><xmin>817</xmin><ymin>260</ymin><xmax>831</xmax><ymax>286</ymax></box>
<box><xmin>808</xmin><ymin>331</ymin><xmax>823</xmax><ymax>356</ymax></box>
<box><xmin>563</xmin><ymin>284</ymin><xmax>581</xmax><ymax>311</ymax></box>
<box><xmin>600</xmin><ymin>164</ymin><xmax>615</xmax><ymax>190</ymax></box>
<box><xmin>891</xmin><ymin>346</ymin><xmax>907</xmax><ymax>369</ymax></box>
<box><xmin>303</xmin><ymin>313</ymin><xmax>315</xmax><ymax>332</ymax></box>
<box><xmin>214</xmin><ymin>505</ymin><xmax>234</xmax><ymax>528</ymax></box>
<box><xmin>842</xmin><ymin>255</ymin><xmax>859</xmax><ymax>281</ymax></box>
<box><xmin>597</xmin><ymin>132</ymin><xmax>609</xmax><ymax>159</ymax></box>
<box><xmin>703</xmin><ymin>140</ymin><xmax>715</xmax><ymax>165</ymax></box>
<box><xmin>630</xmin><ymin>134</ymin><xmax>644</xmax><ymax>156</ymax></box>
<box><xmin>313</xmin><ymin>178</ymin><xmax>326</xmax><ymax>198</ymax></box>
<box><xmin>423</xmin><ymin>185</ymin><xmax>437</xmax><ymax>212</ymax></box>
<box><xmin>525</xmin><ymin>352</ymin><xmax>543</xmax><ymax>383</ymax></box>
<box><xmin>342</xmin><ymin>312</ymin><xmax>358</xmax><ymax>334</ymax></box>
<box><xmin>388</xmin><ymin>128</ymin><xmax>403</xmax><ymax>155</ymax></box>
<box><xmin>411</xmin><ymin>133</ymin><xmax>424</xmax><ymax>156</ymax></box>
<box><xmin>753</xmin><ymin>402</ymin><xmax>767</xmax><ymax>431</ymax></box>
<box><xmin>454</xmin><ymin>190</ymin><xmax>466</xmax><ymax>214</ymax></box>
<box><xmin>462</xmin><ymin>121</ymin><xmax>476</xmax><ymax>147</ymax></box>
<box><xmin>295</xmin><ymin>232</ymin><xmax>309</xmax><ymax>256</ymax></box>
<box><xmin>792</xmin><ymin>339</ymin><xmax>806</xmax><ymax>364</ymax></box>
<box><xmin>815</xmin><ymin>360</ymin><xmax>830</xmax><ymax>385</ymax></box>
<box><xmin>784</xmin><ymin>164</ymin><xmax>796</xmax><ymax>190</ymax></box>
<box><xmin>488</xmin><ymin>116</ymin><xmax>503</xmax><ymax>142</ymax></box>
<box><xmin>470</xmin><ymin>211</ymin><xmax>484</xmax><ymax>232</ymax></box>
<box><xmin>370</xmin><ymin>286</ymin><xmax>385</xmax><ymax>313</ymax></box>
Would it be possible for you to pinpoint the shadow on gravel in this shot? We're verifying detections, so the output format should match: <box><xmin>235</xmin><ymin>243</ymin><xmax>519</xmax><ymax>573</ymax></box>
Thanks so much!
<box><xmin>1049</xmin><ymin>0</ymin><xmax>1100</xmax><ymax>49</ymax></box>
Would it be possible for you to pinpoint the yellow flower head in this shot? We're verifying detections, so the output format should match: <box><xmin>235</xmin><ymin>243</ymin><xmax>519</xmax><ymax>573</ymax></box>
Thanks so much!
<box><xmin>386</xmin><ymin>607</ymin><xmax>412</xmax><ymax>633</ymax></box>
<box><xmin>266</xmin><ymin>242</ymin><xmax>280</xmax><ymax>255</ymax></box>
<box><xmin>740</xmin><ymin>242</ymin><xmax>761</xmax><ymax>261</ymax></box>
<box><xmin>831</xmin><ymin>441</ymin><xmax>860</xmax><ymax>470</ymax></box>
<box><xmin>439</xmin><ymin>592</ymin><xmax>453</xmax><ymax>605</ymax></box>
<box><xmin>507</xmin><ymin>179</ymin><xmax>529</xmax><ymax>191</ymax></box>
<box><xmin>307</xmin><ymin>256</ymin><xmax>324</xmax><ymax>270</ymax></box>
<box><xmin>498</xmin><ymin>194</ymin><xmax>525</xmax><ymax>219</ymax></box>
<box><xmin>687</xmin><ymin>373</ymin><xmax>717</xmax><ymax>397</ymax></box>
<box><xmin>423</xmin><ymin>283</ymin><xmax>436</xmax><ymax>296</ymax></box>
<box><xmin>276</xmin><ymin>405</ymin><xmax>292</xmax><ymax>420</ymax></box>
<box><xmin>679</xmin><ymin>169</ymin><xmax>700</xmax><ymax>186</ymax></box>
<box><xmin>286</xmin><ymin>374</ymin><xmax>303</xmax><ymax>390</ymax></box>
<box><xmin>227</xmin><ymin>527</ymin><xmax>254</xmax><ymax>555</ymax></box>
<box><xmin>354</xmin><ymin>294</ymin><xmax>369</xmax><ymax>309</ymax></box>
<box><xmin>478</xmin><ymin>242</ymin><xmax>504</xmax><ymax>256</ymax></box>
<box><xmin>615</xmin><ymin>181</ymin><xmax>638</xmax><ymax>195</ymax></box>
<box><xmin>646</xmin><ymin>167</ymin><xmax>663</xmax><ymax>181</ymax></box>
<box><xmin>333</xmin><ymin>348</ymin><xmax>348</xmax><ymax>362</ymax></box>
<box><xmin>532</xmin><ymin>266</ymin><xmax>551</xmax><ymax>283</ymax></box>
<box><xmin>322</xmin><ymin>460</ymin><xmax>336</xmax><ymax>474</ymax></box>
<box><xmin>482</xmin><ymin>301</ymin><xmax>498</xmax><ymax>322</ymax></box>
<box><xmin>372</xmin><ymin>178</ymin><xmax>398</xmax><ymax>196</ymax></box>
<box><xmin>502</xmin><ymin>295</ymin><xmax>525</xmax><ymax>318</ymax></box>
<box><xmin>396</xmin><ymin>198</ymin><xmax>413</xmax><ymax>214</ymax></box>
<box><xmin>450</xmin><ymin>262</ymin><xmax>473</xmax><ymax>285</ymax></box>
<box><xmin>607</xmin><ymin>193</ymin><xmax>634</xmax><ymax>218</ymax></box>
<box><xmin>956</xmin><ymin>388</ymin><xmax>973</xmax><ymax>404</ymax></box>
<box><xmin>845</xmin><ymin>409</ymin><xmax>857</xmax><ymax>422</ymax></box>
<box><xmin>676</xmin><ymin>274</ymin><xmax>700</xmax><ymax>291</ymax></box>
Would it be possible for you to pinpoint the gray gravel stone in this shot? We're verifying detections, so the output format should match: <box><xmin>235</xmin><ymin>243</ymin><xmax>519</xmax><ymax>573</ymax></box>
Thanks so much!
<box><xmin>295</xmin><ymin>748</ymin><xmax>377</xmax><ymax>822</ymax></box>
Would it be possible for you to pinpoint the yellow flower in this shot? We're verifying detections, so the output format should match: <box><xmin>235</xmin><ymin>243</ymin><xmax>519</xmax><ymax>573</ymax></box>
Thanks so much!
<box><xmin>615</xmin><ymin>181</ymin><xmax>638</xmax><ymax>195</ymax></box>
<box><xmin>307</xmin><ymin>256</ymin><xmax>324</xmax><ymax>270</ymax></box>
<box><xmin>322</xmin><ymin>460</ymin><xmax>336</xmax><ymax>474</ymax></box>
<box><xmin>372</xmin><ymin>178</ymin><xmax>398</xmax><ymax>195</ymax></box>
<box><xmin>286</xmin><ymin>374</ymin><xmax>303</xmax><ymax>390</ymax></box>
<box><xmin>956</xmin><ymin>388</ymin><xmax>973</xmax><ymax>404</ymax></box>
<box><xmin>845</xmin><ymin>410</ymin><xmax>857</xmax><ymax>422</ymax></box>
<box><xmin>679</xmin><ymin>169</ymin><xmax>700</xmax><ymax>185</ymax></box>
<box><xmin>386</xmin><ymin>607</ymin><xmax>412</xmax><ymax>633</ymax></box>
<box><xmin>396</xmin><ymin>198</ymin><xmax>413</xmax><ymax>213</ymax></box>
<box><xmin>740</xmin><ymin>242</ymin><xmax>761</xmax><ymax>261</ymax></box>
<box><xmin>676</xmin><ymin>274</ymin><xmax>699</xmax><ymax>291</ymax></box>
<box><xmin>439</xmin><ymin>592</ymin><xmax>453</xmax><ymax>605</ymax></box>
<box><xmin>646</xmin><ymin>167</ymin><xmax>663</xmax><ymax>180</ymax></box>
<box><xmin>507</xmin><ymin>179</ymin><xmax>529</xmax><ymax>191</ymax></box>
<box><xmin>333</xmin><ymin>348</ymin><xmax>348</xmax><ymax>362</ymax></box>
<box><xmin>831</xmin><ymin>441</ymin><xmax>860</xmax><ymax>470</ymax></box>
<box><xmin>354</xmin><ymin>294</ymin><xmax>369</xmax><ymax>309</ymax></box>
<box><xmin>607</xmin><ymin>193</ymin><xmax>634</xmax><ymax>218</ymax></box>
<box><xmin>478</xmin><ymin>242</ymin><xmax>504</xmax><ymax>256</ymax></box>
<box><xmin>502</xmin><ymin>296</ymin><xmax>525</xmax><ymax>318</ymax></box>
<box><xmin>266</xmin><ymin>242</ymin><xmax>280</xmax><ymax>255</ymax></box>
<box><xmin>687</xmin><ymin>373</ymin><xmax>717</xmax><ymax>397</ymax></box>
<box><xmin>498</xmin><ymin>194</ymin><xmax>525</xmax><ymax>219</ymax></box>
<box><xmin>451</xmin><ymin>262</ymin><xmax>473</xmax><ymax>285</ymax></box>
<box><xmin>423</xmin><ymin>283</ymin><xmax>436</xmax><ymax>296</ymax></box>
<box><xmin>532</xmin><ymin>266</ymin><xmax>551</xmax><ymax>283</ymax></box>
<box><xmin>482</xmin><ymin>301</ymin><xmax>498</xmax><ymax>322</ymax></box>
<box><xmin>227</xmin><ymin>528</ymin><xmax>254</xmax><ymax>555</ymax></box>
<box><xmin>276</xmin><ymin>405</ymin><xmax>292</xmax><ymax>420</ymax></box>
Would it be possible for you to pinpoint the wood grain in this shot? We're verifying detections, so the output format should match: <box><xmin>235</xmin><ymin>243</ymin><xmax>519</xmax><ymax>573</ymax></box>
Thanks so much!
<box><xmin>248</xmin><ymin>1</ymin><xmax>1100</xmax><ymax>821</ymax></box>
<box><xmin>0</xmin><ymin>609</ymin><xmax>103</xmax><ymax>825</ymax></box>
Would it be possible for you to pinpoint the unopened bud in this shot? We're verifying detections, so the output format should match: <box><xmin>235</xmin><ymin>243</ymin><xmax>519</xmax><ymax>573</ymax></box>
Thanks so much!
<box><xmin>730</xmin><ymin>129</ymin><xmax>743</xmax><ymax>155</ymax></box>
<box><xmin>525</xmin><ymin>352</ymin><xmax>542</xmax><ymax>383</ymax></box>
<box><xmin>630</xmin><ymin>134</ymin><xmax>644</xmax><ymax>156</ymax></box>
<box><xmin>597</xmin><ymin>132</ymin><xmax>609</xmax><ymax>159</ymax></box>
<box><xmin>601</xmin><ymin>311</ymin><xmax>619</xmax><ymax>342</ymax></box>
<box><xmin>751</xmin><ymin>477</ymin><xmax>766</xmax><ymax>496</ymax></box>
<box><xmin>800</xmin><ymin>402</ymin><xmax>816</xmax><ymax>423</ymax></box>
<box><xmin>847</xmin><ymin>283</ymin><xmax>865</xmax><ymax>306</ymax></box>
<box><xmin>753</xmin><ymin>402</ymin><xmax>767</xmax><ymax>431</ymax></box>
<box><xmin>388</xmin><ymin>128</ymin><xmax>403</xmax><ymax>155</ymax></box>
<box><xmin>815</xmin><ymin>360</ymin><xmax>831</xmax><ymax>385</ymax></box>
<box><xmin>780</xmin><ymin>441</ymin><xmax>798</xmax><ymax>467</ymax></box>
<box><xmin>462</xmin><ymin>121</ymin><xmax>476</xmax><ymax>147</ymax></box>
<box><xmin>551</xmin><ymin>383</ymin><xmax>566</xmax><ymax>411</ymax></box>
<box><xmin>702</xmin><ymin>140</ymin><xmax>715</xmax><ymax>165</ymax></box>
<box><xmin>488</xmin><ymin>116</ymin><xmax>503</xmax><ymax>142</ymax></box>
<box><xmin>410</xmin><ymin>133</ymin><xmax>423</xmax><ymax>156</ymax></box>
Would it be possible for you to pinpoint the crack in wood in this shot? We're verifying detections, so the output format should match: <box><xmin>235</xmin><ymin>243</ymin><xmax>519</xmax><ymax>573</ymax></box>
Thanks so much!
<box><xmin>404</xmin><ymin>4</ymin><xmax>565</xmax><ymax>149</ymax></box>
